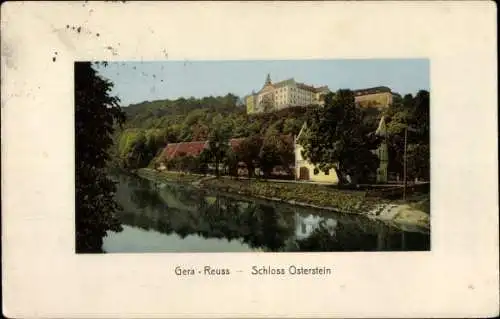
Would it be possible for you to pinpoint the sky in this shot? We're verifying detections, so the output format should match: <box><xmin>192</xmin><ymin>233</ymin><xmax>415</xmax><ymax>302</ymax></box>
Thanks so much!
<box><xmin>95</xmin><ymin>59</ymin><xmax>429</xmax><ymax>106</ymax></box>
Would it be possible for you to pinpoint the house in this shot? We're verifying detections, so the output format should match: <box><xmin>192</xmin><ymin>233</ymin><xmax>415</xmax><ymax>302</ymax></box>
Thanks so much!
<box><xmin>158</xmin><ymin>138</ymin><xmax>247</xmax><ymax>173</ymax></box>
<box><xmin>162</xmin><ymin>141</ymin><xmax>208</xmax><ymax>160</ymax></box>
<box><xmin>294</xmin><ymin>123</ymin><xmax>340</xmax><ymax>184</ymax></box>
<box><xmin>294</xmin><ymin>116</ymin><xmax>389</xmax><ymax>184</ymax></box>
<box><xmin>161</xmin><ymin>138</ymin><xmax>246</xmax><ymax>161</ymax></box>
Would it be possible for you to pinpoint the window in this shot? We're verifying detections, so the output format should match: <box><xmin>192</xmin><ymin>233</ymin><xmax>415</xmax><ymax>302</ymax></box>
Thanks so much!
<box><xmin>313</xmin><ymin>168</ymin><xmax>319</xmax><ymax>175</ymax></box>
<box><xmin>324</xmin><ymin>169</ymin><xmax>329</xmax><ymax>175</ymax></box>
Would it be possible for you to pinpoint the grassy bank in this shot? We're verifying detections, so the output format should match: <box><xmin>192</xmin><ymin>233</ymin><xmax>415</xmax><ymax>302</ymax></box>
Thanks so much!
<box><xmin>200</xmin><ymin>177</ymin><xmax>385</xmax><ymax>214</ymax></box>
<box><xmin>137</xmin><ymin>168</ymin><xmax>206</xmax><ymax>184</ymax></box>
<box><xmin>135</xmin><ymin>168</ymin><xmax>430</xmax><ymax>228</ymax></box>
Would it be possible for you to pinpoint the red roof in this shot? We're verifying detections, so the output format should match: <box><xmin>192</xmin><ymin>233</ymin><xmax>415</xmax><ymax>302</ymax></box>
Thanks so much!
<box><xmin>161</xmin><ymin>136</ymin><xmax>296</xmax><ymax>161</ymax></box>
<box><xmin>162</xmin><ymin>138</ymin><xmax>249</xmax><ymax>160</ymax></box>
<box><xmin>162</xmin><ymin>141</ymin><xmax>208</xmax><ymax>160</ymax></box>
<box><xmin>163</xmin><ymin>144</ymin><xmax>178</xmax><ymax>159</ymax></box>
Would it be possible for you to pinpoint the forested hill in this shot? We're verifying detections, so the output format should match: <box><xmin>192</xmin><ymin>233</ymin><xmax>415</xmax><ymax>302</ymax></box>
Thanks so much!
<box><xmin>120</xmin><ymin>93</ymin><xmax>329</xmax><ymax>141</ymax></box>
<box><xmin>112</xmin><ymin>91</ymin><xmax>384</xmax><ymax>170</ymax></box>
<box><xmin>113</xmin><ymin>93</ymin><xmax>319</xmax><ymax>169</ymax></box>
<box><xmin>122</xmin><ymin>93</ymin><xmax>244</xmax><ymax>129</ymax></box>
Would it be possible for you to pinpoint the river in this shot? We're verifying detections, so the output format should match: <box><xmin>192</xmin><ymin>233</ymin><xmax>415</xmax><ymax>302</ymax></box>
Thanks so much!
<box><xmin>103</xmin><ymin>173</ymin><xmax>430</xmax><ymax>253</ymax></box>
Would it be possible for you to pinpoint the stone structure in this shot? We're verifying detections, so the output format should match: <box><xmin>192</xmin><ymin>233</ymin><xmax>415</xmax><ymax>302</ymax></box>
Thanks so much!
<box><xmin>354</xmin><ymin>86</ymin><xmax>394</xmax><ymax>109</ymax></box>
<box><xmin>246</xmin><ymin>74</ymin><xmax>329</xmax><ymax>114</ymax></box>
<box><xmin>246</xmin><ymin>75</ymin><xmax>395</xmax><ymax>114</ymax></box>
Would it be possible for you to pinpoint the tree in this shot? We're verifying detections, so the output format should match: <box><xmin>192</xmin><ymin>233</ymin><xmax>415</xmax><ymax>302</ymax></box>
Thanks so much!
<box><xmin>197</xmin><ymin>151</ymin><xmax>210</xmax><ymax>175</ymax></box>
<box><xmin>276</xmin><ymin>134</ymin><xmax>295</xmax><ymax>175</ymax></box>
<box><xmin>259</xmin><ymin>130</ymin><xmax>282</xmax><ymax>178</ymax></box>
<box><xmin>191</xmin><ymin>123</ymin><xmax>210</xmax><ymax>141</ymax></box>
<box><xmin>383</xmin><ymin>90</ymin><xmax>430</xmax><ymax>181</ymax></box>
<box><xmin>233</xmin><ymin>135</ymin><xmax>263</xmax><ymax>178</ymax></box>
<box><xmin>223</xmin><ymin>149</ymin><xmax>239</xmax><ymax>177</ymax></box>
<box><xmin>282</xmin><ymin>118</ymin><xmax>303</xmax><ymax>136</ymax></box>
<box><xmin>204</xmin><ymin>117</ymin><xmax>231</xmax><ymax>177</ymax></box>
<box><xmin>299</xmin><ymin>90</ymin><xmax>381</xmax><ymax>184</ymax></box>
<box><xmin>258</xmin><ymin>128</ymin><xmax>295</xmax><ymax>178</ymax></box>
<box><xmin>127</xmin><ymin>132</ymin><xmax>147</xmax><ymax>168</ymax></box>
<box><xmin>75</xmin><ymin>62</ymin><xmax>125</xmax><ymax>253</ymax></box>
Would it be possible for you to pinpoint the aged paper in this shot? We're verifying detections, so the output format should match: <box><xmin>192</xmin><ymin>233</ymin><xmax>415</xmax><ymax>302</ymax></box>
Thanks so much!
<box><xmin>1</xmin><ymin>1</ymin><xmax>498</xmax><ymax>318</ymax></box>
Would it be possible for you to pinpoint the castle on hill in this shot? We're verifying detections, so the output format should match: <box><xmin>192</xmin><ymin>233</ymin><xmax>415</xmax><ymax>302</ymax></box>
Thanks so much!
<box><xmin>245</xmin><ymin>74</ymin><xmax>396</xmax><ymax>114</ymax></box>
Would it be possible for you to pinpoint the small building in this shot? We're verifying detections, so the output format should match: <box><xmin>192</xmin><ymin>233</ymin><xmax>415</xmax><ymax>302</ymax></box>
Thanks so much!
<box><xmin>294</xmin><ymin>116</ymin><xmax>389</xmax><ymax>184</ymax></box>
<box><xmin>159</xmin><ymin>138</ymin><xmax>248</xmax><ymax>174</ymax></box>
<box><xmin>161</xmin><ymin>138</ymin><xmax>247</xmax><ymax>161</ymax></box>
<box><xmin>294</xmin><ymin>124</ymin><xmax>340</xmax><ymax>184</ymax></box>
<box><xmin>354</xmin><ymin>86</ymin><xmax>395</xmax><ymax>109</ymax></box>
<box><xmin>161</xmin><ymin>141</ymin><xmax>208</xmax><ymax>160</ymax></box>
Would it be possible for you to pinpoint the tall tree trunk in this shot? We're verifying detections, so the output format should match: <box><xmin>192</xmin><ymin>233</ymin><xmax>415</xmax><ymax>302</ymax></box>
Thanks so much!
<box><xmin>334</xmin><ymin>166</ymin><xmax>348</xmax><ymax>185</ymax></box>
<box><xmin>247</xmin><ymin>163</ymin><xmax>254</xmax><ymax>178</ymax></box>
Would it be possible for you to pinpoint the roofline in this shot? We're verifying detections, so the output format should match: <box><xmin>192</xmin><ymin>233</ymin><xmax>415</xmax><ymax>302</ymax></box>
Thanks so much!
<box><xmin>354</xmin><ymin>86</ymin><xmax>392</xmax><ymax>94</ymax></box>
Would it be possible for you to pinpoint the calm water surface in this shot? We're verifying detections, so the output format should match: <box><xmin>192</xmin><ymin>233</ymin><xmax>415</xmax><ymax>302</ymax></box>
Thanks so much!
<box><xmin>103</xmin><ymin>173</ymin><xmax>430</xmax><ymax>253</ymax></box>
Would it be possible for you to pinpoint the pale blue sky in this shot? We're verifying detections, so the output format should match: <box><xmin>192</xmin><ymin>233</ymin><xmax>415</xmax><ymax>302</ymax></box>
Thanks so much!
<box><xmin>95</xmin><ymin>59</ymin><xmax>429</xmax><ymax>106</ymax></box>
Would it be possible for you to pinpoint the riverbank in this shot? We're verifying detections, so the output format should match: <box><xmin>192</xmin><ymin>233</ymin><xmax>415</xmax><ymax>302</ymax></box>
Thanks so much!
<box><xmin>136</xmin><ymin>168</ymin><xmax>430</xmax><ymax>229</ymax></box>
<box><xmin>136</xmin><ymin>168</ymin><xmax>205</xmax><ymax>184</ymax></box>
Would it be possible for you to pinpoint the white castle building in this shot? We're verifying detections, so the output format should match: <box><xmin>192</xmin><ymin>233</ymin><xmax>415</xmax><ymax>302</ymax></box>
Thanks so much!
<box><xmin>245</xmin><ymin>74</ymin><xmax>330</xmax><ymax>114</ymax></box>
<box><xmin>245</xmin><ymin>74</ymin><xmax>396</xmax><ymax>114</ymax></box>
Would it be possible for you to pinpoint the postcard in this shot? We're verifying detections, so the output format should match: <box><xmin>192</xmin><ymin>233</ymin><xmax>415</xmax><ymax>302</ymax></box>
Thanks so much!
<box><xmin>2</xmin><ymin>1</ymin><xmax>498</xmax><ymax>318</ymax></box>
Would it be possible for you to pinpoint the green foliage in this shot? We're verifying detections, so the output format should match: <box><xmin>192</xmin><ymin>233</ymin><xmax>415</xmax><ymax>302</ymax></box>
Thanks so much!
<box><xmin>123</xmin><ymin>93</ymin><xmax>243</xmax><ymax>129</ymax></box>
<box><xmin>114</xmin><ymin>86</ymin><xmax>429</xmax><ymax>183</ymax></box>
<box><xmin>115</xmin><ymin>93</ymin><xmax>318</xmax><ymax>171</ymax></box>
<box><xmin>118</xmin><ymin>129</ymin><xmax>137</xmax><ymax>156</ymax></box>
<box><xmin>116</xmin><ymin>128</ymin><xmax>168</xmax><ymax>169</ymax></box>
<box><xmin>202</xmin><ymin>178</ymin><xmax>381</xmax><ymax>213</ymax></box>
<box><xmin>233</xmin><ymin>135</ymin><xmax>263</xmax><ymax>178</ymax></box>
<box><xmin>75</xmin><ymin>62</ymin><xmax>125</xmax><ymax>253</ymax></box>
<box><xmin>282</xmin><ymin>117</ymin><xmax>304</xmax><ymax>135</ymax></box>
<box><xmin>223</xmin><ymin>149</ymin><xmax>239</xmax><ymax>177</ymax></box>
<box><xmin>259</xmin><ymin>128</ymin><xmax>293</xmax><ymax>177</ymax></box>
<box><xmin>204</xmin><ymin>118</ymin><xmax>232</xmax><ymax>177</ymax></box>
<box><xmin>383</xmin><ymin>90</ymin><xmax>430</xmax><ymax>180</ymax></box>
<box><xmin>137</xmin><ymin>168</ymin><xmax>203</xmax><ymax>184</ymax></box>
<box><xmin>299</xmin><ymin>90</ymin><xmax>382</xmax><ymax>183</ymax></box>
<box><xmin>120</xmin><ymin>96</ymin><xmax>315</xmax><ymax>142</ymax></box>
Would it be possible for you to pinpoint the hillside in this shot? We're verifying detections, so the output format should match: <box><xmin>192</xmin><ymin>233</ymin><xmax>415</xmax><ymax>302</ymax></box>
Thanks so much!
<box><xmin>111</xmin><ymin>90</ymin><xmax>387</xmax><ymax>174</ymax></box>
<box><xmin>113</xmin><ymin>93</ymin><xmax>326</xmax><ymax>169</ymax></box>
<box><xmin>123</xmin><ymin>93</ymin><xmax>244</xmax><ymax>129</ymax></box>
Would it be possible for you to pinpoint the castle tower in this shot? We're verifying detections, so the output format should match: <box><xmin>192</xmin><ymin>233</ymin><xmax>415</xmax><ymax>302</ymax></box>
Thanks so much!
<box><xmin>265</xmin><ymin>73</ymin><xmax>272</xmax><ymax>85</ymax></box>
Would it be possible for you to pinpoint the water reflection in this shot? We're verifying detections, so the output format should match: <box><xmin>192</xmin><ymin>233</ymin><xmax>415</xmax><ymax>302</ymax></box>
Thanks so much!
<box><xmin>104</xmin><ymin>174</ymin><xmax>430</xmax><ymax>253</ymax></box>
